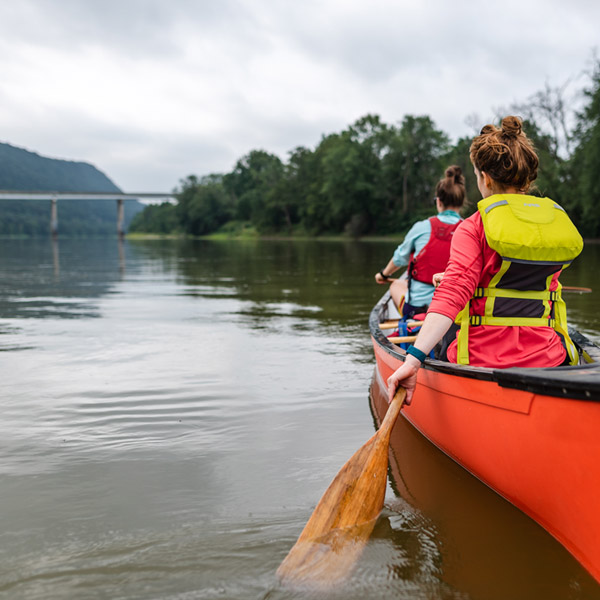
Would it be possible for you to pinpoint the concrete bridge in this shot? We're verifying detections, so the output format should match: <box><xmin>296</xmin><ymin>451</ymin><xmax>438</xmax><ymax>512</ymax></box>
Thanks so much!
<box><xmin>0</xmin><ymin>191</ymin><xmax>175</xmax><ymax>237</ymax></box>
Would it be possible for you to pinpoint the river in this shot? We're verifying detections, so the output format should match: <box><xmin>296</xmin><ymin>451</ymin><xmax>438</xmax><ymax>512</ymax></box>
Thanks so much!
<box><xmin>0</xmin><ymin>237</ymin><xmax>599</xmax><ymax>600</ymax></box>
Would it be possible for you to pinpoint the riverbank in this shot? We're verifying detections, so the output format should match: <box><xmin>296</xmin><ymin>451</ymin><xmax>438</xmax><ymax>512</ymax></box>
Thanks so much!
<box><xmin>125</xmin><ymin>231</ymin><xmax>406</xmax><ymax>243</ymax></box>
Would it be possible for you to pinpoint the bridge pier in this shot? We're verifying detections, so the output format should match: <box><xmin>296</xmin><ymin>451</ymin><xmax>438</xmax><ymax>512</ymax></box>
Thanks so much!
<box><xmin>50</xmin><ymin>196</ymin><xmax>58</xmax><ymax>238</ymax></box>
<box><xmin>116</xmin><ymin>198</ymin><xmax>125</xmax><ymax>238</ymax></box>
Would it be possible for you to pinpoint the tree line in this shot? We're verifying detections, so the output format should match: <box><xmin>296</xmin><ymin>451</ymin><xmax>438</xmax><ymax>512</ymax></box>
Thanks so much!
<box><xmin>130</xmin><ymin>58</ymin><xmax>600</xmax><ymax>239</ymax></box>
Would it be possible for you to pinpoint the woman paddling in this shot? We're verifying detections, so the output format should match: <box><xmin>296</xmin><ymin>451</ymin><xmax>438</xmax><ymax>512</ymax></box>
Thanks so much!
<box><xmin>375</xmin><ymin>166</ymin><xmax>466</xmax><ymax>320</ymax></box>
<box><xmin>387</xmin><ymin>116</ymin><xmax>584</xmax><ymax>404</ymax></box>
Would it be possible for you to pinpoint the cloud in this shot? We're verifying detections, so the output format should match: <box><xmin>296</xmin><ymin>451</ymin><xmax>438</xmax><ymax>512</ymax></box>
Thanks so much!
<box><xmin>0</xmin><ymin>0</ymin><xmax>598</xmax><ymax>191</ymax></box>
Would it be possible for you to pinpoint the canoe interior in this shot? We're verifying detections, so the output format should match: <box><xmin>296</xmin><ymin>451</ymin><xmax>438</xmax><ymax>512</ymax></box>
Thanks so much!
<box><xmin>370</xmin><ymin>291</ymin><xmax>600</xmax><ymax>401</ymax></box>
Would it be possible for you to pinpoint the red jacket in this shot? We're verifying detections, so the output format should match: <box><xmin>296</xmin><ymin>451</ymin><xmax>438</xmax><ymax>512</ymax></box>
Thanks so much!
<box><xmin>428</xmin><ymin>212</ymin><xmax>567</xmax><ymax>367</ymax></box>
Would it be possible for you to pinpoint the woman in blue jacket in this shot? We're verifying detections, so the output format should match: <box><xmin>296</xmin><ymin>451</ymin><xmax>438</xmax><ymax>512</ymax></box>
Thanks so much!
<box><xmin>375</xmin><ymin>165</ymin><xmax>466</xmax><ymax>319</ymax></box>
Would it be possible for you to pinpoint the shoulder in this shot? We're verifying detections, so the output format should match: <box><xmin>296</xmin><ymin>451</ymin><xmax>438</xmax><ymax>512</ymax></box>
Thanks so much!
<box><xmin>406</xmin><ymin>217</ymin><xmax>432</xmax><ymax>236</ymax></box>
<box><xmin>453</xmin><ymin>212</ymin><xmax>485</xmax><ymax>245</ymax></box>
<box><xmin>459</xmin><ymin>211</ymin><xmax>483</xmax><ymax>231</ymax></box>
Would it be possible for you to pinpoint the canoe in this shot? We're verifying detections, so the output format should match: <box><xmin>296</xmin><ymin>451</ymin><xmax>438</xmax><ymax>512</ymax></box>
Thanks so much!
<box><xmin>369</xmin><ymin>291</ymin><xmax>600</xmax><ymax>584</ymax></box>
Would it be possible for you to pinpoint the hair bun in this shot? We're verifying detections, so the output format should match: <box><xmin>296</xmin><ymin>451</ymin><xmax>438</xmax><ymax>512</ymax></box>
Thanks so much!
<box><xmin>445</xmin><ymin>165</ymin><xmax>463</xmax><ymax>183</ymax></box>
<box><xmin>501</xmin><ymin>116</ymin><xmax>523</xmax><ymax>138</ymax></box>
<box><xmin>480</xmin><ymin>124</ymin><xmax>497</xmax><ymax>135</ymax></box>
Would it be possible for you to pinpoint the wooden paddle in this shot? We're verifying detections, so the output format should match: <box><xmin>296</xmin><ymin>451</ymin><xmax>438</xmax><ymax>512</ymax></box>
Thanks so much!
<box><xmin>277</xmin><ymin>387</ymin><xmax>407</xmax><ymax>587</ymax></box>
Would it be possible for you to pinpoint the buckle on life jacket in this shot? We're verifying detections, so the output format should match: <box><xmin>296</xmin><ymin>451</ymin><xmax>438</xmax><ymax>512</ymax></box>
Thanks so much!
<box><xmin>470</xmin><ymin>315</ymin><xmax>482</xmax><ymax>326</ymax></box>
<box><xmin>549</xmin><ymin>290</ymin><xmax>558</xmax><ymax>301</ymax></box>
<box><xmin>473</xmin><ymin>287</ymin><xmax>485</xmax><ymax>298</ymax></box>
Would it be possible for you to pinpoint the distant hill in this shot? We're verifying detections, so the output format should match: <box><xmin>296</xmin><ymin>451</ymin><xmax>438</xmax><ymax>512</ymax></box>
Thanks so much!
<box><xmin>0</xmin><ymin>142</ymin><xmax>144</xmax><ymax>236</ymax></box>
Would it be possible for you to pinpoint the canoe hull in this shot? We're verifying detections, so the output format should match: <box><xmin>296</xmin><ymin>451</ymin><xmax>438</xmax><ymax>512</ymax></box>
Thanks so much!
<box><xmin>370</xmin><ymin>294</ymin><xmax>600</xmax><ymax>584</ymax></box>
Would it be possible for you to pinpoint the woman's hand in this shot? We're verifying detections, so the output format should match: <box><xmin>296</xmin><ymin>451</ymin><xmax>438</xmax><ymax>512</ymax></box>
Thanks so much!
<box><xmin>432</xmin><ymin>272</ymin><xmax>445</xmax><ymax>287</ymax></box>
<box><xmin>386</xmin><ymin>313</ymin><xmax>453</xmax><ymax>406</ymax></box>
<box><xmin>375</xmin><ymin>272</ymin><xmax>390</xmax><ymax>284</ymax></box>
<box><xmin>387</xmin><ymin>356</ymin><xmax>420</xmax><ymax>405</ymax></box>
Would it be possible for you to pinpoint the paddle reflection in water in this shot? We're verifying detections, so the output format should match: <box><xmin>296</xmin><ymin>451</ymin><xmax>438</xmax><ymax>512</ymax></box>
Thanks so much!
<box><xmin>369</xmin><ymin>372</ymin><xmax>600</xmax><ymax>600</ymax></box>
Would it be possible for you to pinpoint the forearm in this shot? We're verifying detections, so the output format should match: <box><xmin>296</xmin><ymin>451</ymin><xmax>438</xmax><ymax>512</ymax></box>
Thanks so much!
<box><xmin>382</xmin><ymin>259</ymin><xmax>399</xmax><ymax>277</ymax></box>
<box><xmin>375</xmin><ymin>259</ymin><xmax>402</xmax><ymax>284</ymax></box>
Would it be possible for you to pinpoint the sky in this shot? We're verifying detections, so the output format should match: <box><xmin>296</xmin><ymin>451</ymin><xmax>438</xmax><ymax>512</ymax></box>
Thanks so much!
<box><xmin>0</xmin><ymin>0</ymin><xmax>598</xmax><ymax>193</ymax></box>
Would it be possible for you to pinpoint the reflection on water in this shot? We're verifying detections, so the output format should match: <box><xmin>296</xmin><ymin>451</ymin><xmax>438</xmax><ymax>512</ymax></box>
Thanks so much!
<box><xmin>0</xmin><ymin>237</ymin><xmax>598</xmax><ymax>599</ymax></box>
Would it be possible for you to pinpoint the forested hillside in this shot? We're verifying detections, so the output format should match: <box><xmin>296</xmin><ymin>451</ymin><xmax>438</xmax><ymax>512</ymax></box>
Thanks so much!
<box><xmin>0</xmin><ymin>143</ymin><xmax>143</xmax><ymax>236</ymax></box>
<box><xmin>130</xmin><ymin>58</ymin><xmax>600</xmax><ymax>239</ymax></box>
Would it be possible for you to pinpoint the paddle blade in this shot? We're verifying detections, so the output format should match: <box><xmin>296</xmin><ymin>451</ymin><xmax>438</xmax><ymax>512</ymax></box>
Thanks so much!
<box><xmin>277</xmin><ymin>388</ymin><xmax>406</xmax><ymax>586</ymax></box>
<box><xmin>276</xmin><ymin>518</ymin><xmax>377</xmax><ymax>586</ymax></box>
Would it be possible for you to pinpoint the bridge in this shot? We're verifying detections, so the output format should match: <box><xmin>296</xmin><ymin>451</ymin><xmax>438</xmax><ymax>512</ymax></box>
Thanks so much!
<box><xmin>0</xmin><ymin>191</ymin><xmax>176</xmax><ymax>237</ymax></box>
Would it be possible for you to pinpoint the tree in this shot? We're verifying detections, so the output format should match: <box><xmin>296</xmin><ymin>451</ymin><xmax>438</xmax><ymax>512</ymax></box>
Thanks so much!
<box><xmin>511</xmin><ymin>80</ymin><xmax>574</xmax><ymax>159</ymax></box>
<box><xmin>223</xmin><ymin>150</ymin><xmax>285</xmax><ymax>231</ymax></box>
<box><xmin>310</xmin><ymin>115</ymin><xmax>391</xmax><ymax>236</ymax></box>
<box><xmin>274</xmin><ymin>146</ymin><xmax>317</xmax><ymax>234</ymax></box>
<box><xmin>382</xmin><ymin>116</ymin><xmax>450</xmax><ymax>225</ymax></box>
<box><xmin>176</xmin><ymin>174</ymin><xmax>233</xmax><ymax>235</ymax></box>
<box><xmin>569</xmin><ymin>58</ymin><xmax>600</xmax><ymax>236</ymax></box>
<box><xmin>129</xmin><ymin>202</ymin><xmax>178</xmax><ymax>234</ymax></box>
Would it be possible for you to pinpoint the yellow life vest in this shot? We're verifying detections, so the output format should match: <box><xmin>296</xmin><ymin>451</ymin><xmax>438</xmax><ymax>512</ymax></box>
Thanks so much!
<box><xmin>455</xmin><ymin>194</ymin><xmax>584</xmax><ymax>365</ymax></box>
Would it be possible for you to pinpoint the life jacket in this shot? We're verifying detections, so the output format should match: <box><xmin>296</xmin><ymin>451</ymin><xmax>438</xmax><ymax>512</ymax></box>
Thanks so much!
<box><xmin>409</xmin><ymin>216</ymin><xmax>461</xmax><ymax>286</ymax></box>
<box><xmin>455</xmin><ymin>194</ymin><xmax>584</xmax><ymax>365</ymax></box>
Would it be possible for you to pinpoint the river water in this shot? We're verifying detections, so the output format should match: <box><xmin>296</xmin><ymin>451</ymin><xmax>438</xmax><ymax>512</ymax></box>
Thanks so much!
<box><xmin>0</xmin><ymin>238</ymin><xmax>598</xmax><ymax>600</ymax></box>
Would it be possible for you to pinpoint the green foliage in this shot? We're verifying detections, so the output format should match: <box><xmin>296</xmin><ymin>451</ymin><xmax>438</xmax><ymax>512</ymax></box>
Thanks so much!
<box><xmin>223</xmin><ymin>151</ymin><xmax>284</xmax><ymax>230</ymax></box>
<box><xmin>176</xmin><ymin>174</ymin><xmax>234</xmax><ymax>235</ymax></box>
<box><xmin>380</xmin><ymin>116</ymin><xmax>450</xmax><ymax>232</ymax></box>
<box><xmin>569</xmin><ymin>61</ymin><xmax>600</xmax><ymax>237</ymax></box>
<box><xmin>129</xmin><ymin>202</ymin><xmax>179</xmax><ymax>234</ymax></box>
<box><xmin>0</xmin><ymin>142</ymin><xmax>121</xmax><ymax>192</ymax></box>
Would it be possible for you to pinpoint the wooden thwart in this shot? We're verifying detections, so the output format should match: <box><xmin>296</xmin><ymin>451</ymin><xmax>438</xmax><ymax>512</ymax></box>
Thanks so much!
<box><xmin>387</xmin><ymin>335</ymin><xmax>418</xmax><ymax>344</ymax></box>
<box><xmin>277</xmin><ymin>388</ymin><xmax>407</xmax><ymax>587</ymax></box>
<box><xmin>380</xmin><ymin>319</ymin><xmax>424</xmax><ymax>330</ymax></box>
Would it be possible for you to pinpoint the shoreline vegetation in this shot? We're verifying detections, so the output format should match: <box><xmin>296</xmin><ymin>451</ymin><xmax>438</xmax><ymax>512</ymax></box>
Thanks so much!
<box><xmin>124</xmin><ymin>231</ymin><xmax>600</xmax><ymax>245</ymax></box>
<box><xmin>126</xmin><ymin>230</ymin><xmax>405</xmax><ymax>242</ymax></box>
<box><xmin>129</xmin><ymin>57</ymin><xmax>600</xmax><ymax>241</ymax></box>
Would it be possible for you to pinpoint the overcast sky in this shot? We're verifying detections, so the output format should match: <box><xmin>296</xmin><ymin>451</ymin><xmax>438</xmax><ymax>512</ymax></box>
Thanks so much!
<box><xmin>0</xmin><ymin>0</ymin><xmax>598</xmax><ymax>192</ymax></box>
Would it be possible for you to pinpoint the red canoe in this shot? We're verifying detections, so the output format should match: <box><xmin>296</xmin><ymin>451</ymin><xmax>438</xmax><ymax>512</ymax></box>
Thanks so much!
<box><xmin>370</xmin><ymin>291</ymin><xmax>600</xmax><ymax>584</ymax></box>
